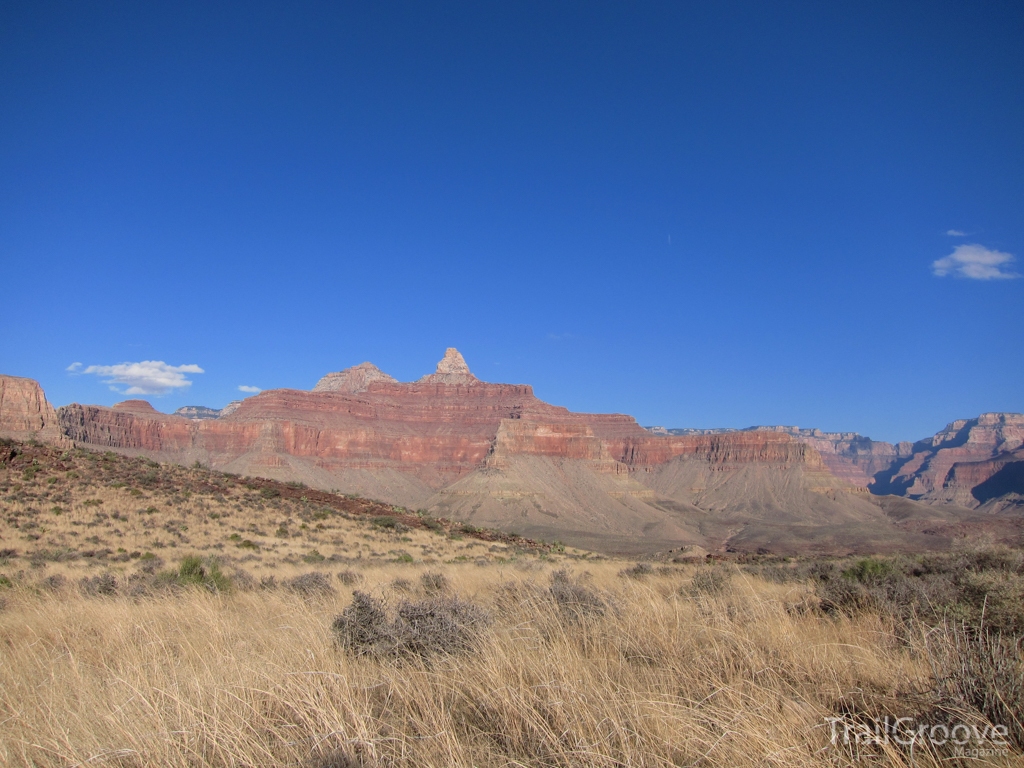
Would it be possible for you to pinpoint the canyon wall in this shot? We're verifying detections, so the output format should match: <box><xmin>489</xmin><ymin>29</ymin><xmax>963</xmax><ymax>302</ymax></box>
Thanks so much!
<box><xmin>875</xmin><ymin>413</ymin><xmax>1024</xmax><ymax>509</ymax></box>
<box><xmin>0</xmin><ymin>375</ymin><xmax>68</xmax><ymax>446</ymax></box>
<box><xmin>7</xmin><ymin>352</ymin><xmax>1021</xmax><ymax>553</ymax></box>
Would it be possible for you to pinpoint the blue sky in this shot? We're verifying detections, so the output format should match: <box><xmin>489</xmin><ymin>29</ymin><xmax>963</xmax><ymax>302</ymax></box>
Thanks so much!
<box><xmin>1</xmin><ymin>1</ymin><xmax>1021</xmax><ymax>443</ymax></box>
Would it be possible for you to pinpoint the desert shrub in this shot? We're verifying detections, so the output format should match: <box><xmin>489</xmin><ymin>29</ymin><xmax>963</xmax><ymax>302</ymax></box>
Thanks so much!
<box><xmin>842</xmin><ymin>557</ymin><xmax>894</xmax><ymax>584</ymax></box>
<box><xmin>336</xmin><ymin>569</ymin><xmax>363</xmax><ymax>586</ymax></box>
<box><xmin>391</xmin><ymin>578</ymin><xmax>413</xmax><ymax>592</ymax></box>
<box><xmin>230</xmin><ymin>569</ymin><xmax>257</xmax><ymax>591</ymax></box>
<box><xmin>371</xmin><ymin>516</ymin><xmax>397</xmax><ymax>529</ymax></box>
<box><xmin>259</xmin><ymin>575</ymin><xmax>278</xmax><ymax>590</ymax></box>
<box><xmin>618</xmin><ymin>562</ymin><xmax>653</xmax><ymax>579</ymax></box>
<box><xmin>332</xmin><ymin>592</ymin><xmax>393</xmax><ymax>655</ymax></box>
<box><xmin>172</xmin><ymin>555</ymin><xmax>231</xmax><ymax>593</ymax></box>
<box><xmin>0</xmin><ymin>575</ymin><xmax>12</xmax><ymax>589</ymax></box>
<box><xmin>689</xmin><ymin>567</ymin><xmax>730</xmax><ymax>596</ymax></box>
<box><xmin>817</xmin><ymin>576</ymin><xmax>872</xmax><ymax>615</ymax></box>
<box><xmin>259</xmin><ymin>487</ymin><xmax>280</xmax><ymax>499</ymax></box>
<box><xmin>804</xmin><ymin>549</ymin><xmax>1024</xmax><ymax>633</ymax></box>
<box><xmin>302</xmin><ymin>549</ymin><xmax>326</xmax><ymax>564</ymax></box>
<box><xmin>41</xmin><ymin>574</ymin><xmax>66</xmax><ymax>591</ymax></box>
<box><xmin>332</xmin><ymin>591</ymin><xmax>490</xmax><ymax>659</ymax></box>
<box><xmin>286</xmin><ymin>571</ymin><xmax>335</xmax><ymax>598</ymax></box>
<box><xmin>420</xmin><ymin>571</ymin><xmax>449</xmax><ymax>594</ymax></box>
<box><xmin>29</xmin><ymin>547</ymin><xmax>79</xmax><ymax>565</ymax></box>
<box><xmin>394</xmin><ymin>596</ymin><xmax>491</xmax><ymax>657</ymax></box>
<box><xmin>421</xmin><ymin>517</ymin><xmax>445</xmax><ymax>534</ymax></box>
<box><xmin>741</xmin><ymin>563</ymin><xmax>796</xmax><ymax>584</ymax></box>
<box><xmin>549</xmin><ymin>569</ymin><xmax>605</xmax><ymax>622</ymax></box>
<box><xmin>79</xmin><ymin>572</ymin><xmax>118</xmax><ymax>596</ymax></box>
<box><xmin>136</xmin><ymin>552</ymin><xmax>163</xmax><ymax>574</ymax></box>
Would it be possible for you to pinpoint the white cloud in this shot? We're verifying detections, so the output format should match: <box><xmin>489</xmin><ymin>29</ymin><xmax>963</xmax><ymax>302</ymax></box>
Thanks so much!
<box><xmin>238</xmin><ymin>385</ymin><xmax>261</xmax><ymax>393</ymax></box>
<box><xmin>81</xmin><ymin>361</ymin><xmax>204</xmax><ymax>395</ymax></box>
<box><xmin>66</xmin><ymin>362</ymin><xmax>82</xmax><ymax>372</ymax></box>
<box><xmin>932</xmin><ymin>244</ymin><xmax>1019</xmax><ymax>280</ymax></box>
<box><xmin>946</xmin><ymin>229</ymin><xmax>966</xmax><ymax>237</ymax></box>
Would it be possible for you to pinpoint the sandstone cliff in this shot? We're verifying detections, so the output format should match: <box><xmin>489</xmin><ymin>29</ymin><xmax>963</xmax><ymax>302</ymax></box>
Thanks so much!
<box><xmin>874</xmin><ymin>413</ymin><xmax>1024</xmax><ymax>508</ymax></box>
<box><xmin>645</xmin><ymin>424</ymin><xmax>914</xmax><ymax>488</ymax></box>
<box><xmin>0</xmin><ymin>375</ymin><xmax>68</xmax><ymax>446</ymax></box>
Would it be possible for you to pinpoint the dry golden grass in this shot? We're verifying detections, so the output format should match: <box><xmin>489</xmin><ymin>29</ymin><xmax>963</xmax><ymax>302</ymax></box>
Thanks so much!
<box><xmin>2</xmin><ymin>562</ymin><xmax>1019</xmax><ymax>767</ymax></box>
<box><xmin>2</xmin><ymin>443</ymin><xmax>1021</xmax><ymax>767</ymax></box>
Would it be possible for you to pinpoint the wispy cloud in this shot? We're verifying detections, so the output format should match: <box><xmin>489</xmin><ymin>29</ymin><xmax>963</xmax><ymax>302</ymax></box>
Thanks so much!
<box><xmin>66</xmin><ymin>362</ymin><xmax>82</xmax><ymax>372</ymax></box>
<box><xmin>80</xmin><ymin>361</ymin><xmax>204</xmax><ymax>395</ymax></box>
<box><xmin>932</xmin><ymin>244</ymin><xmax>1019</xmax><ymax>280</ymax></box>
<box><xmin>238</xmin><ymin>385</ymin><xmax>261</xmax><ymax>393</ymax></box>
<box><xmin>945</xmin><ymin>229</ymin><xmax>966</xmax><ymax>237</ymax></box>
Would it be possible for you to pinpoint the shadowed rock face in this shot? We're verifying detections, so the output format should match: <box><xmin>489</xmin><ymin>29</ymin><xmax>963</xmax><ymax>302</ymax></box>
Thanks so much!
<box><xmin>876</xmin><ymin>413</ymin><xmax>1024</xmax><ymax>509</ymax></box>
<box><xmin>0</xmin><ymin>375</ymin><xmax>68</xmax><ymax>446</ymax></box>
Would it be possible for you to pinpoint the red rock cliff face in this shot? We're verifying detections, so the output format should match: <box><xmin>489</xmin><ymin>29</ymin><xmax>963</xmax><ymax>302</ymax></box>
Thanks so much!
<box><xmin>52</xmin><ymin>351</ymin><xmax>829</xmax><ymax>495</ymax></box>
<box><xmin>878</xmin><ymin>413</ymin><xmax>1024</xmax><ymax>506</ymax></box>
<box><xmin>614</xmin><ymin>431</ymin><xmax>821</xmax><ymax>469</ymax></box>
<box><xmin>0</xmin><ymin>375</ymin><xmax>68</xmax><ymax>446</ymax></box>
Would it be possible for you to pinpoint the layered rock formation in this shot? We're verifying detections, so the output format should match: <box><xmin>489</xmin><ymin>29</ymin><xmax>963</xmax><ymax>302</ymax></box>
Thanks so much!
<box><xmin>0</xmin><ymin>375</ymin><xmax>68</xmax><ymax>446</ymax></box>
<box><xmin>874</xmin><ymin>413</ymin><xmax>1024</xmax><ymax>509</ymax></box>
<box><xmin>45</xmin><ymin>350</ymin><xmax>886</xmax><ymax>552</ymax></box>
<box><xmin>314</xmin><ymin>362</ymin><xmax>398</xmax><ymax>393</ymax></box>
<box><xmin>7</xmin><ymin>353</ymin><xmax>1020</xmax><ymax>554</ymax></box>
<box><xmin>645</xmin><ymin>424</ymin><xmax>914</xmax><ymax>487</ymax></box>
<box><xmin>173</xmin><ymin>405</ymin><xmax>223</xmax><ymax>420</ymax></box>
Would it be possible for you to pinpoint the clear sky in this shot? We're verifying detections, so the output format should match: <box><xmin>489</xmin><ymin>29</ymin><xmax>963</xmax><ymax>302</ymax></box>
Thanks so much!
<box><xmin>1</xmin><ymin>1</ymin><xmax>1021</xmax><ymax>443</ymax></box>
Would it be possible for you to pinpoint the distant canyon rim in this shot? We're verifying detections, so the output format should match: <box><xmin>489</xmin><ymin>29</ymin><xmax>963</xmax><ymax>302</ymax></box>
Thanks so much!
<box><xmin>2</xmin><ymin>348</ymin><xmax>1022</xmax><ymax>555</ymax></box>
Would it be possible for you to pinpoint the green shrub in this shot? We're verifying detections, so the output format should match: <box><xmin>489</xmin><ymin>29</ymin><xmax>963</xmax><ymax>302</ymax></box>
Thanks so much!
<box><xmin>173</xmin><ymin>555</ymin><xmax>231</xmax><ymax>592</ymax></box>
<box><xmin>842</xmin><ymin>558</ymin><xmax>893</xmax><ymax>584</ymax></box>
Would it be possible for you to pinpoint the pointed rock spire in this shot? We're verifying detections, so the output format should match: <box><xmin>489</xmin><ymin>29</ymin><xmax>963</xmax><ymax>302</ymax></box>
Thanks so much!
<box><xmin>418</xmin><ymin>348</ymin><xmax>479</xmax><ymax>384</ymax></box>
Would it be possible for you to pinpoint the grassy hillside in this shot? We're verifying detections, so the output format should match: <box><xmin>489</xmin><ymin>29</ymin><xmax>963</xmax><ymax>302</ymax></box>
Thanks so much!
<box><xmin>1</xmin><ymin>439</ymin><xmax>1021</xmax><ymax>767</ymax></box>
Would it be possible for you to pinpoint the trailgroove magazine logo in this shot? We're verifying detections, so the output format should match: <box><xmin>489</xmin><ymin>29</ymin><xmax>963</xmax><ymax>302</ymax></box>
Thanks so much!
<box><xmin>825</xmin><ymin>716</ymin><xmax>1010</xmax><ymax>758</ymax></box>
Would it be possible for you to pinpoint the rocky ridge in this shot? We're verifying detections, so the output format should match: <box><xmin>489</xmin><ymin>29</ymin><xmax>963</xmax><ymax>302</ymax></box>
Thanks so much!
<box><xmin>3</xmin><ymin>354</ymin><xmax>1022</xmax><ymax>554</ymax></box>
<box><xmin>173</xmin><ymin>405</ymin><xmax>223</xmax><ymax>420</ymax></box>
<box><xmin>313</xmin><ymin>362</ymin><xmax>398</xmax><ymax>393</ymax></box>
